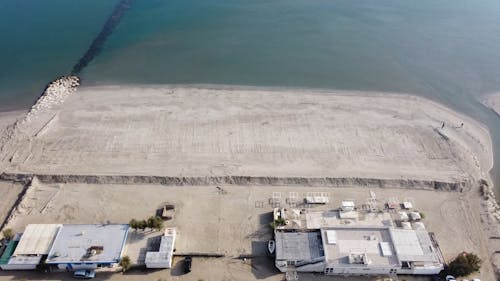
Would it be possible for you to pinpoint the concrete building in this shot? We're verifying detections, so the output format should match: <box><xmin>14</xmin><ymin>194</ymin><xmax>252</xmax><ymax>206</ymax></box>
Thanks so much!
<box><xmin>0</xmin><ymin>224</ymin><xmax>61</xmax><ymax>270</ymax></box>
<box><xmin>46</xmin><ymin>224</ymin><xmax>129</xmax><ymax>270</ymax></box>
<box><xmin>275</xmin><ymin>226</ymin><xmax>444</xmax><ymax>276</ymax></box>
<box><xmin>145</xmin><ymin>228</ymin><xmax>176</xmax><ymax>269</ymax></box>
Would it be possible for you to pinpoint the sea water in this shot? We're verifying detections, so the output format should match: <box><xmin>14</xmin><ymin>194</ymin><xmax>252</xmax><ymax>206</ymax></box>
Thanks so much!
<box><xmin>0</xmin><ymin>0</ymin><xmax>119</xmax><ymax>110</ymax></box>
<box><xmin>1</xmin><ymin>0</ymin><xmax>500</xmax><ymax>190</ymax></box>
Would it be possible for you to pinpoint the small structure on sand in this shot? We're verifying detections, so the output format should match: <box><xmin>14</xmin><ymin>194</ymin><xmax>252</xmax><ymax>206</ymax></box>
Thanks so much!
<box><xmin>145</xmin><ymin>228</ymin><xmax>176</xmax><ymax>269</ymax></box>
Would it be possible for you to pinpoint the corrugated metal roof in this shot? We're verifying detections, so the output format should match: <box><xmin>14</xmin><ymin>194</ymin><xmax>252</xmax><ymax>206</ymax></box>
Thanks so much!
<box><xmin>13</xmin><ymin>224</ymin><xmax>61</xmax><ymax>256</ymax></box>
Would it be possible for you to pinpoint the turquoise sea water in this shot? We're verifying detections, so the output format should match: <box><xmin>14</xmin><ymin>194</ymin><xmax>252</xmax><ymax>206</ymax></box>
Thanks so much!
<box><xmin>0</xmin><ymin>0</ymin><xmax>119</xmax><ymax>110</ymax></box>
<box><xmin>1</xmin><ymin>0</ymin><xmax>500</xmax><ymax>189</ymax></box>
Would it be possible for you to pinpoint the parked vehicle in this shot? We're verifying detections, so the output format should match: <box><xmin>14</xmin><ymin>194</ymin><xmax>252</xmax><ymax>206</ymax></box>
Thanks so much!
<box><xmin>73</xmin><ymin>270</ymin><xmax>95</xmax><ymax>279</ymax></box>
<box><xmin>445</xmin><ymin>276</ymin><xmax>456</xmax><ymax>281</ymax></box>
<box><xmin>184</xmin><ymin>256</ymin><xmax>192</xmax><ymax>273</ymax></box>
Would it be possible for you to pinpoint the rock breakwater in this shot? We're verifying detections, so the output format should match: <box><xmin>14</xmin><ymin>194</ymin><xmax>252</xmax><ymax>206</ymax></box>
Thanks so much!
<box><xmin>71</xmin><ymin>0</ymin><xmax>135</xmax><ymax>74</ymax></box>
<box><xmin>24</xmin><ymin>75</ymin><xmax>79</xmax><ymax>122</ymax></box>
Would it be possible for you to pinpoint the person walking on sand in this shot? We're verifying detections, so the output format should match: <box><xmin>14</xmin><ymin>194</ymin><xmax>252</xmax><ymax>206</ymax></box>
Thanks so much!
<box><xmin>441</xmin><ymin>122</ymin><xmax>445</xmax><ymax>129</ymax></box>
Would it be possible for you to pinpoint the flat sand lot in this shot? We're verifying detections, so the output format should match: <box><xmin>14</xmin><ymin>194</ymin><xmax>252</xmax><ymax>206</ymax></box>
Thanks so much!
<box><xmin>0</xmin><ymin>110</ymin><xmax>24</xmax><ymax>133</ymax></box>
<box><xmin>2</xmin><ymin>183</ymin><xmax>494</xmax><ymax>281</ymax></box>
<box><xmin>0</xmin><ymin>86</ymin><xmax>492</xmax><ymax>182</ymax></box>
<box><xmin>0</xmin><ymin>182</ymin><xmax>23</xmax><ymax>231</ymax></box>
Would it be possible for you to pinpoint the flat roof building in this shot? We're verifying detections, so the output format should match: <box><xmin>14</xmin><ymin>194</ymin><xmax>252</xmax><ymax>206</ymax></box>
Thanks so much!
<box><xmin>275</xmin><ymin>226</ymin><xmax>444</xmax><ymax>276</ymax></box>
<box><xmin>275</xmin><ymin>231</ymin><xmax>324</xmax><ymax>266</ymax></box>
<box><xmin>145</xmin><ymin>228</ymin><xmax>176</xmax><ymax>269</ymax></box>
<box><xmin>46</xmin><ymin>224</ymin><xmax>129</xmax><ymax>270</ymax></box>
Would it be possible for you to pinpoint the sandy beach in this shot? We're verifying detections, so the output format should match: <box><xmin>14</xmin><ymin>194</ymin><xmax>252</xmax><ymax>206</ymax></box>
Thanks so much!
<box><xmin>0</xmin><ymin>86</ymin><xmax>493</xmax><ymax>183</ymax></box>
<box><xmin>0</xmin><ymin>110</ymin><xmax>25</xmax><ymax>133</ymax></box>
<box><xmin>0</xmin><ymin>85</ymin><xmax>498</xmax><ymax>280</ymax></box>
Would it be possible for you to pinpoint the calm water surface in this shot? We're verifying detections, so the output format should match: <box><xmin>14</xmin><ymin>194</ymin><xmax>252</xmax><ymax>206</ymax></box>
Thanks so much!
<box><xmin>1</xmin><ymin>0</ymin><xmax>499</xmax><ymax>191</ymax></box>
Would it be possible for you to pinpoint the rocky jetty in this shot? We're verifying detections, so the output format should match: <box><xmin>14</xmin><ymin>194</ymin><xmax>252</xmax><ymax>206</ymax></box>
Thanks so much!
<box><xmin>24</xmin><ymin>75</ymin><xmax>79</xmax><ymax>122</ymax></box>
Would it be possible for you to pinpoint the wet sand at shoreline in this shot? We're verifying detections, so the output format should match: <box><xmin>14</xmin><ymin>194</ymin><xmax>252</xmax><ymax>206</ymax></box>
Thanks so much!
<box><xmin>484</xmin><ymin>92</ymin><xmax>500</xmax><ymax>116</ymax></box>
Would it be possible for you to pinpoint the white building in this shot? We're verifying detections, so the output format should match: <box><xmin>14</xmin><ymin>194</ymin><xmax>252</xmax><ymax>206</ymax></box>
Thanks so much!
<box><xmin>0</xmin><ymin>224</ymin><xmax>61</xmax><ymax>270</ymax></box>
<box><xmin>145</xmin><ymin>228</ymin><xmax>176</xmax><ymax>269</ymax></box>
<box><xmin>46</xmin><ymin>224</ymin><xmax>130</xmax><ymax>270</ymax></box>
<box><xmin>275</xmin><ymin>226</ymin><xmax>444</xmax><ymax>276</ymax></box>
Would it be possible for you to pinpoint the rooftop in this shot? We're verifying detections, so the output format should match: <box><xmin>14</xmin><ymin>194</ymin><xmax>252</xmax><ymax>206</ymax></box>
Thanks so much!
<box><xmin>275</xmin><ymin>231</ymin><xmax>324</xmax><ymax>262</ymax></box>
<box><xmin>276</xmin><ymin>226</ymin><xmax>442</xmax><ymax>268</ymax></box>
<box><xmin>305</xmin><ymin>210</ymin><xmax>393</xmax><ymax>229</ymax></box>
<box><xmin>46</xmin><ymin>224</ymin><xmax>129</xmax><ymax>264</ymax></box>
<box><xmin>145</xmin><ymin>228</ymin><xmax>176</xmax><ymax>268</ymax></box>
<box><xmin>13</xmin><ymin>224</ymin><xmax>61</xmax><ymax>256</ymax></box>
<box><xmin>390</xmin><ymin>228</ymin><xmax>441</xmax><ymax>263</ymax></box>
<box><xmin>321</xmin><ymin>227</ymin><xmax>399</xmax><ymax>267</ymax></box>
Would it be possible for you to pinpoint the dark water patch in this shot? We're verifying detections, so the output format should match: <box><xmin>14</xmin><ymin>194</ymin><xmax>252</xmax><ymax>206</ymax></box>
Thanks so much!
<box><xmin>71</xmin><ymin>0</ymin><xmax>135</xmax><ymax>74</ymax></box>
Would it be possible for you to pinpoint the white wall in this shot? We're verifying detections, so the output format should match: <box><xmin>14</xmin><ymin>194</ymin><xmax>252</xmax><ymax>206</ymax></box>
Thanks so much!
<box><xmin>296</xmin><ymin>261</ymin><xmax>325</xmax><ymax>272</ymax></box>
<box><xmin>325</xmin><ymin>266</ymin><xmax>394</xmax><ymax>275</ymax></box>
<box><xmin>0</xmin><ymin>263</ymin><xmax>37</xmax><ymax>270</ymax></box>
<box><xmin>146</xmin><ymin>261</ymin><xmax>171</xmax><ymax>269</ymax></box>
<box><xmin>56</xmin><ymin>263</ymin><xmax>98</xmax><ymax>270</ymax></box>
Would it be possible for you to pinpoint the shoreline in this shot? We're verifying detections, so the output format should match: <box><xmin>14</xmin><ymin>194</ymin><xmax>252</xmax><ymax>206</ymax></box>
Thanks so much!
<box><xmin>483</xmin><ymin>92</ymin><xmax>500</xmax><ymax>117</ymax></box>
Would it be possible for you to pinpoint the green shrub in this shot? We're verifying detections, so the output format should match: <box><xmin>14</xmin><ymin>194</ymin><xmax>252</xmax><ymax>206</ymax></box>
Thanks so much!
<box><xmin>138</xmin><ymin>220</ymin><xmax>147</xmax><ymax>231</ymax></box>
<box><xmin>447</xmin><ymin>252</ymin><xmax>481</xmax><ymax>277</ymax></box>
<box><xmin>120</xmin><ymin>255</ymin><xmax>132</xmax><ymax>272</ymax></box>
<box><xmin>129</xmin><ymin>219</ymin><xmax>138</xmax><ymax>231</ymax></box>
<box><xmin>2</xmin><ymin>228</ymin><xmax>14</xmax><ymax>240</ymax></box>
<box><xmin>270</xmin><ymin>217</ymin><xmax>287</xmax><ymax>229</ymax></box>
<box><xmin>147</xmin><ymin>216</ymin><xmax>164</xmax><ymax>231</ymax></box>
